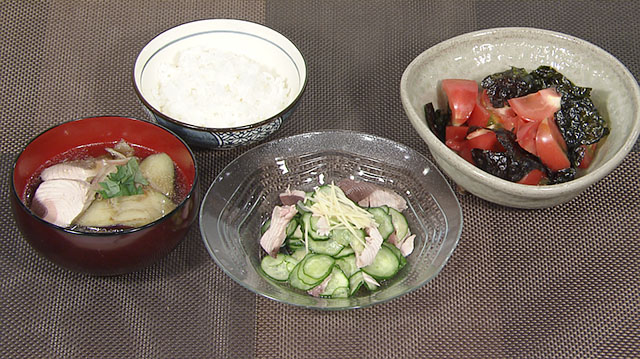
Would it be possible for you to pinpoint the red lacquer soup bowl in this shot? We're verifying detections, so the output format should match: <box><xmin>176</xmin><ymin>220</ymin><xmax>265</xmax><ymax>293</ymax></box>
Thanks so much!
<box><xmin>10</xmin><ymin>116</ymin><xmax>199</xmax><ymax>275</ymax></box>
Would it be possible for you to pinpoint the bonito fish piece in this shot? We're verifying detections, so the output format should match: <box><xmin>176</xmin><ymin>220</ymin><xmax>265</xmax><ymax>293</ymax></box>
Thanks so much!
<box><xmin>338</xmin><ymin>179</ymin><xmax>407</xmax><ymax>211</ymax></box>
<box><xmin>389</xmin><ymin>232</ymin><xmax>416</xmax><ymax>257</ymax></box>
<box><xmin>355</xmin><ymin>225</ymin><xmax>384</xmax><ymax>268</ymax></box>
<box><xmin>40</xmin><ymin>161</ymin><xmax>98</xmax><ymax>182</ymax></box>
<box><xmin>307</xmin><ymin>274</ymin><xmax>333</xmax><ymax>297</ymax></box>
<box><xmin>31</xmin><ymin>179</ymin><xmax>91</xmax><ymax>227</ymax></box>
<box><xmin>279</xmin><ymin>188</ymin><xmax>306</xmax><ymax>206</ymax></box>
<box><xmin>260</xmin><ymin>204</ymin><xmax>298</xmax><ymax>257</ymax></box>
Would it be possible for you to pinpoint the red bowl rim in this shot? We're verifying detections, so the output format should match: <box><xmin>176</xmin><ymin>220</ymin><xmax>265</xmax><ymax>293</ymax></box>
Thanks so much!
<box><xmin>11</xmin><ymin>115</ymin><xmax>199</xmax><ymax>237</ymax></box>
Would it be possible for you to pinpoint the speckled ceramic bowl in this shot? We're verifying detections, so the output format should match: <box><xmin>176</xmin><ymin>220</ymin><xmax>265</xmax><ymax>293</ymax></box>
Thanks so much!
<box><xmin>401</xmin><ymin>27</ymin><xmax>640</xmax><ymax>208</ymax></box>
<box><xmin>133</xmin><ymin>19</ymin><xmax>307</xmax><ymax>149</ymax></box>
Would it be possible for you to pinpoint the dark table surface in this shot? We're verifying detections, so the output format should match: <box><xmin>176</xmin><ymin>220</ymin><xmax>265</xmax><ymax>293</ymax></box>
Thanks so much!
<box><xmin>2</xmin><ymin>1</ymin><xmax>639</xmax><ymax>358</ymax></box>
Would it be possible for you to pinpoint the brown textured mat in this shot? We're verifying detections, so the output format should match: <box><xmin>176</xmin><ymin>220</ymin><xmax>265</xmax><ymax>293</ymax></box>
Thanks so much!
<box><xmin>2</xmin><ymin>1</ymin><xmax>638</xmax><ymax>358</ymax></box>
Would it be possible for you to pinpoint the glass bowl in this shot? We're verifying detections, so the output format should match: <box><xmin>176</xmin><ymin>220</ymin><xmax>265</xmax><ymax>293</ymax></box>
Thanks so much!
<box><xmin>199</xmin><ymin>130</ymin><xmax>462</xmax><ymax>309</ymax></box>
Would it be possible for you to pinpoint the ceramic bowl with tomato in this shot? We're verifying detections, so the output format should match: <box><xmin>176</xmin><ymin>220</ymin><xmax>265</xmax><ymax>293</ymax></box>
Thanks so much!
<box><xmin>10</xmin><ymin>116</ymin><xmax>199</xmax><ymax>275</ymax></box>
<box><xmin>400</xmin><ymin>27</ymin><xmax>640</xmax><ymax>208</ymax></box>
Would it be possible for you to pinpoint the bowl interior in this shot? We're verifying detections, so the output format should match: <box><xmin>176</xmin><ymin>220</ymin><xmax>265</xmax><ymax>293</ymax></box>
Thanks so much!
<box><xmin>401</xmin><ymin>27</ymin><xmax>640</xmax><ymax>199</ymax></box>
<box><xmin>134</xmin><ymin>19</ymin><xmax>307</xmax><ymax>130</ymax></box>
<box><xmin>200</xmin><ymin>131</ymin><xmax>462</xmax><ymax>310</ymax></box>
<box><xmin>13</xmin><ymin>116</ymin><xmax>197</xmax><ymax>216</ymax></box>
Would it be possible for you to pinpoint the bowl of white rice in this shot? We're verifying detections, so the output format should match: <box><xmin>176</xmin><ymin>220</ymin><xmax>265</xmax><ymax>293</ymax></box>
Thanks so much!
<box><xmin>133</xmin><ymin>19</ymin><xmax>307</xmax><ymax>149</ymax></box>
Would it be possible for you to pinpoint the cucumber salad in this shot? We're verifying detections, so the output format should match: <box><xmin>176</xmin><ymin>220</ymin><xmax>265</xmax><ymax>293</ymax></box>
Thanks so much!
<box><xmin>259</xmin><ymin>179</ymin><xmax>415</xmax><ymax>299</ymax></box>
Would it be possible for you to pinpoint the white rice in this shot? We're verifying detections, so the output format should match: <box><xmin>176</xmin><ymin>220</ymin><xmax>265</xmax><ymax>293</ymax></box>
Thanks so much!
<box><xmin>148</xmin><ymin>46</ymin><xmax>293</xmax><ymax>128</ymax></box>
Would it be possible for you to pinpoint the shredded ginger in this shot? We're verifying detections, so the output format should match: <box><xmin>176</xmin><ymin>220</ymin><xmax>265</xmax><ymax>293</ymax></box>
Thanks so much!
<box><xmin>308</xmin><ymin>183</ymin><xmax>375</xmax><ymax>245</ymax></box>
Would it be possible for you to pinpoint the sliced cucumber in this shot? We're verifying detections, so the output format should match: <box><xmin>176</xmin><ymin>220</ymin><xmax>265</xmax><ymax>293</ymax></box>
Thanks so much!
<box><xmin>260</xmin><ymin>219</ymin><xmax>271</xmax><ymax>235</ymax></box>
<box><xmin>331</xmin><ymin>228</ymin><xmax>350</xmax><ymax>246</ymax></box>
<box><xmin>331</xmin><ymin>227</ymin><xmax>365</xmax><ymax>247</ymax></box>
<box><xmin>368</xmin><ymin>207</ymin><xmax>394</xmax><ymax>240</ymax></box>
<box><xmin>348</xmin><ymin>229</ymin><xmax>366</xmax><ymax>255</ymax></box>
<box><xmin>286</xmin><ymin>218</ymin><xmax>298</xmax><ymax>237</ymax></box>
<box><xmin>388</xmin><ymin>207</ymin><xmax>409</xmax><ymax>241</ymax></box>
<box><xmin>383</xmin><ymin>242</ymin><xmax>407</xmax><ymax>270</ymax></box>
<box><xmin>335</xmin><ymin>254</ymin><xmax>358</xmax><ymax>278</ymax></box>
<box><xmin>289</xmin><ymin>261</ymin><xmax>315</xmax><ymax>290</ymax></box>
<box><xmin>349</xmin><ymin>271</ymin><xmax>365</xmax><ymax>296</ymax></box>
<box><xmin>331</xmin><ymin>287</ymin><xmax>349</xmax><ymax>299</ymax></box>
<box><xmin>290</xmin><ymin>248</ymin><xmax>307</xmax><ymax>261</ymax></box>
<box><xmin>299</xmin><ymin>254</ymin><xmax>334</xmax><ymax>286</ymax></box>
<box><xmin>362</xmin><ymin>245</ymin><xmax>399</xmax><ymax>280</ymax></box>
<box><xmin>300</xmin><ymin>211</ymin><xmax>312</xmax><ymax>229</ymax></box>
<box><xmin>287</xmin><ymin>237</ymin><xmax>304</xmax><ymax>251</ymax></box>
<box><xmin>310</xmin><ymin>215</ymin><xmax>330</xmax><ymax>240</ymax></box>
<box><xmin>300</xmin><ymin>212</ymin><xmax>329</xmax><ymax>240</ymax></box>
<box><xmin>261</xmin><ymin>253</ymin><xmax>293</xmax><ymax>281</ymax></box>
<box><xmin>308</xmin><ymin>236</ymin><xmax>344</xmax><ymax>256</ymax></box>
<box><xmin>283</xmin><ymin>255</ymin><xmax>300</xmax><ymax>272</ymax></box>
<box><xmin>320</xmin><ymin>267</ymin><xmax>349</xmax><ymax>298</ymax></box>
<box><xmin>334</xmin><ymin>245</ymin><xmax>355</xmax><ymax>258</ymax></box>
<box><xmin>289</xmin><ymin>224</ymin><xmax>303</xmax><ymax>239</ymax></box>
<box><xmin>296</xmin><ymin>200</ymin><xmax>312</xmax><ymax>213</ymax></box>
<box><xmin>362</xmin><ymin>272</ymin><xmax>381</xmax><ymax>291</ymax></box>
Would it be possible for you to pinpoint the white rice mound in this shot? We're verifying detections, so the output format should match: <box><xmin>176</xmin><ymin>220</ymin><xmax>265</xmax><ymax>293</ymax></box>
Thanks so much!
<box><xmin>149</xmin><ymin>46</ymin><xmax>293</xmax><ymax>128</ymax></box>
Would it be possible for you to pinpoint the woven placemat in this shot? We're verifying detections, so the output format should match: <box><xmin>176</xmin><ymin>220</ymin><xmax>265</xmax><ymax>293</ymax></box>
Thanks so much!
<box><xmin>1</xmin><ymin>1</ymin><xmax>638</xmax><ymax>358</ymax></box>
<box><xmin>1</xmin><ymin>2</ymin><xmax>265</xmax><ymax>358</ymax></box>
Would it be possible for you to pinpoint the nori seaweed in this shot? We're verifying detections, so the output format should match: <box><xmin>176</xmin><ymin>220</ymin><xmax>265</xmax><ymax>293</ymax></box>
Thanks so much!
<box><xmin>471</xmin><ymin>129</ymin><xmax>547</xmax><ymax>182</ymax></box>
<box><xmin>427</xmin><ymin>65</ymin><xmax>608</xmax><ymax>184</ymax></box>
<box><xmin>480</xmin><ymin>67</ymin><xmax>534</xmax><ymax>108</ymax></box>
<box><xmin>529</xmin><ymin>66</ymin><xmax>610</xmax><ymax>149</ymax></box>
<box><xmin>424</xmin><ymin>103</ymin><xmax>448</xmax><ymax>142</ymax></box>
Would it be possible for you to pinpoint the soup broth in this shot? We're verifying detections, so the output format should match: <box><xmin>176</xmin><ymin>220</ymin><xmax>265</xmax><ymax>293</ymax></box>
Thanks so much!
<box><xmin>25</xmin><ymin>141</ymin><xmax>189</xmax><ymax>233</ymax></box>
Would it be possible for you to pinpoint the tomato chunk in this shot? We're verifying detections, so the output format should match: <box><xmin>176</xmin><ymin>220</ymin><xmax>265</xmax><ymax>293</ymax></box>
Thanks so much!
<box><xmin>490</xmin><ymin>107</ymin><xmax>518</xmax><ymax>131</ymax></box>
<box><xmin>517</xmin><ymin>169</ymin><xmax>546</xmax><ymax>185</ymax></box>
<box><xmin>445</xmin><ymin>126</ymin><xmax>468</xmax><ymax>152</ymax></box>
<box><xmin>445</xmin><ymin>125</ymin><xmax>468</xmax><ymax>142</ymax></box>
<box><xmin>578</xmin><ymin>143</ymin><xmax>598</xmax><ymax>169</ymax></box>
<box><xmin>466</xmin><ymin>129</ymin><xmax>502</xmax><ymax>151</ymax></box>
<box><xmin>445</xmin><ymin>126</ymin><xmax>473</xmax><ymax>163</ymax></box>
<box><xmin>458</xmin><ymin>141</ymin><xmax>474</xmax><ymax>164</ymax></box>
<box><xmin>516</xmin><ymin>119</ymin><xmax>540</xmax><ymax>156</ymax></box>
<box><xmin>478</xmin><ymin>90</ymin><xmax>517</xmax><ymax>131</ymax></box>
<box><xmin>535</xmin><ymin>117</ymin><xmax>570</xmax><ymax>171</ymax></box>
<box><xmin>442</xmin><ymin>79</ymin><xmax>478</xmax><ymax>126</ymax></box>
<box><xmin>508</xmin><ymin>88</ymin><xmax>561</xmax><ymax>123</ymax></box>
<box><xmin>468</xmin><ymin>95</ymin><xmax>491</xmax><ymax>128</ymax></box>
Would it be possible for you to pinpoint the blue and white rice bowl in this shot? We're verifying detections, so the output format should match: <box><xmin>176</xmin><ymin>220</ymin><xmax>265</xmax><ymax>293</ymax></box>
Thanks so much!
<box><xmin>133</xmin><ymin>19</ymin><xmax>307</xmax><ymax>149</ymax></box>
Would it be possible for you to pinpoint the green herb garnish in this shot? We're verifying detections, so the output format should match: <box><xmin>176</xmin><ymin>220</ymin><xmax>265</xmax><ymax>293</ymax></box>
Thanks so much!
<box><xmin>98</xmin><ymin>158</ymin><xmax>149</xmax><ymax>198</ymax></box>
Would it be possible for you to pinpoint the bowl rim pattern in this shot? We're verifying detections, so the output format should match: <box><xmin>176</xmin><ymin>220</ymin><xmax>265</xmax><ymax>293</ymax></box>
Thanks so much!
<box><xmin>132</xmin><ymin>18</ymin><xmax>308</xmax><ymax>133</ymax></box>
